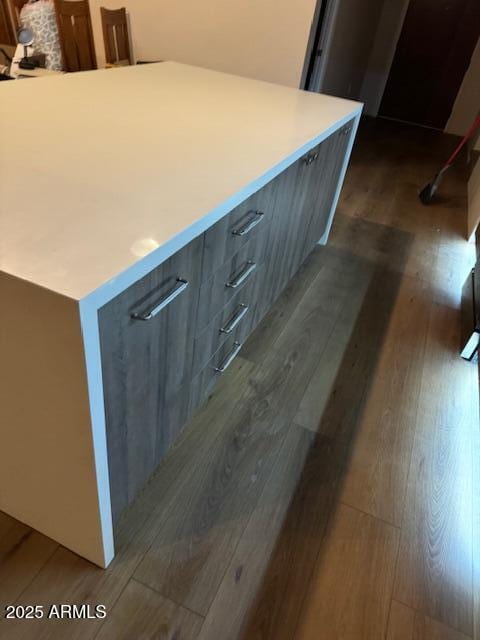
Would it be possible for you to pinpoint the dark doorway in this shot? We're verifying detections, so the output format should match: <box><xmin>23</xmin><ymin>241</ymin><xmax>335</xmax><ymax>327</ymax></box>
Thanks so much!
<box><xmin>379</xmin><ymin>0</ymin><xmax>480</xmax><ymax>129</ymax></box>
<box><xmin>302</xmin><ymin>0</ymin><xmax>331</xmax><ymax>91</ymax></box>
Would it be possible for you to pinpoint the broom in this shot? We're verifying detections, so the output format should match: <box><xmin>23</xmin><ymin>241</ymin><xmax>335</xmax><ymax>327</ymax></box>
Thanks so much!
<box><xmin>419</xmin><ymin>114</ymin><xmax>480</xmax><ymax>205</ymax></box>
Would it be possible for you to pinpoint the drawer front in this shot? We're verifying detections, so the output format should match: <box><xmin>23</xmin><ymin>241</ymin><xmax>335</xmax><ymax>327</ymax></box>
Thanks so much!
<box><xmin>193</xmin><ymin>263</ymin><xmax>264</xmax><ymax>374</ymax></box>
<box><xmin>202</xmin><ymin>179</ymin><xmax>277</xmax><ymax>281</ymax></box>
<box><xmin>190</xmin><ymin>332</ymin><xmax>245</xmax><ymax>414</ymax></box>
<box><xmin>197</xmin><ymin>227</ymin><xmax>268</xmax><ymax>332</ymax></box>
<box><xmin>99</xmin><ymin>235</ymin><xmax>203</xmax><ymax>522</ymax></box>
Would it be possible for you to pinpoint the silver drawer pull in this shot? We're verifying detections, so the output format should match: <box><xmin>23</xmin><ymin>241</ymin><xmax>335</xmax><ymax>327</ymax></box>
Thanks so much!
<box><xmin>226</xmin><ymin>261</ymin><xmax>257</xmax><ymax>289</ymax></box>
<box><xmin>232</xmin><ymin>211</ymin><xmax>265</xmax><ymax>237</ymax></box>
<box><xmin>214</xmin><ymin>341</ymin><xmax>242</xmax><ymax>373</ymax></box>
<box><xmin>131</xmin><ymin>278</ymin><xmax>189</xmax><ymax>321</ymax></box>
<box><xmin>303</xmin><ymin>151</ymin><xmax>319</xmax><ymax>166</ymax></box>
<box><xmin>220</xmin><ymin>303</ymin><xmax>249</xmax><ymax>334</ymax></box>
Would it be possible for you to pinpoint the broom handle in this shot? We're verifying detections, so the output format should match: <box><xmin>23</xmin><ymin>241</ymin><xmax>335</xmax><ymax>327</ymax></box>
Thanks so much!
<box><xmin>445</xmin><ymin>114</ymin><xmax>480</xmax><ymax>168</ymax></box>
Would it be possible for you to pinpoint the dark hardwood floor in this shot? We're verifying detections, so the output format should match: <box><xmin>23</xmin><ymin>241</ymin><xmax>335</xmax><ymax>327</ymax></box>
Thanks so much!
<box><xmin>0</xmin><ymin>118</ymin><xmax>478</xmax><ymax>640</ymax></box>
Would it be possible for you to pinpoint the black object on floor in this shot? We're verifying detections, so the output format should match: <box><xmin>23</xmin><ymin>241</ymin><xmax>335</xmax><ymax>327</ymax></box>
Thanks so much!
<box><xmin>461</xmin><ymin>262</ymin><xmax>480</xmax><ymax>362</ymax></box>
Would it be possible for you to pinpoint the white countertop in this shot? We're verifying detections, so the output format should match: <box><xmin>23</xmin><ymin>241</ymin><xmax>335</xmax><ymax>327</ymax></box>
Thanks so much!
<box><xmin>0</xmin><ymin>62</ymin><xmax>361</xmax><ymax>302</ymax></box>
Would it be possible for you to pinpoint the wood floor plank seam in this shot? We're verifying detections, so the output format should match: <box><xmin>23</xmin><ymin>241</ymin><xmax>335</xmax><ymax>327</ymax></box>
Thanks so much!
<box><xmin>6</xmin><ymin>540</ymin><xmax>59</xmax><ymax>605</ymax></box>
<box><xmin>129</xmin><ymin>577</ymin><xmax>207</xmax><ymax>622</ymax></box>
<box><xmin>90</xmin><ymin>573</ymin><xmax>136</xmax><ymax>640</ymax></box>
<box><xmin>390</xmin><ymin>597</ymin><xmax>474</xmax><ymax>639</ymax></box>
<box><xmin>281</xmin><ymin>426</ymin><xmax>377</xmax><ymax>640</ymax></box>
<box><xmin>198</xmin><ymin>421</ymin><xmax>321</xmax><ymax>640</ymax></box>
<box><xmin>126</xmin><ymin>360</ymin><xmax>261</xmax><ymax>612</ymax></box>
<box><xmin>261</xmin><ymin>263</ymin><xmax>341</xmax><ymax>359</ymax></box>
<box><xmin>287</xmin><ymin>497</ymin><xmax>341</xmax><ymax>640</ymax></box>
<box><xmin>239</xmin><ymin>427</ymin><xmax>346</xmax><ymax>640</ymax></box>
<box><xmin>383</xmin><ymin>535</ymin><xmax>403</xmax><ymax>640</ymax></box>
<box><xmin>383</xmin><ymin>349</ymin><xmax>427</xmax><ymax>635</ymax></box>
<box><xmin>339</xmin><ymin>500</ymin><xmax>402</xmax><ymax>530</ymax></box>
<box><xmin>384</xmin><ymin>500</ymin><xmax>408</xmax><ymax>640</ymax></box>
<box><xmin>291</xmin><ymin>502</ymin><xmax>400</xmax><ymax>640</ymax></box>
<box><xmin>376</xmin><ymin>320</ymin><xmax>431</xmax><ymax>533</ymax></box>
<box><xmin>393</xmin><ymin>299</ymin><xmax>476</xmax><ymax>636</ymax></box>
<box><xmin>94</xmin><ymin>577</ymin><xmax>204</xmax><ymax>640</ymax></box>
<box><xmin>264</xmin><ymin>490</ymin><xmax>335</xmax><ymax>640</ymax></box>
<box><xmin>187</xmin><ymin>417</ymin><xmax>296</xmax><ymax>625</ymax></box>
<box><xmin>133</xmin><ymin>346</ymin><xmax>308</xmax><ymax>616</ymax></box>
<box><xmin>393</xmin><ymin>310</ymin><xmax>432</xmax><ymax>528</ymax></box>
<box><xmin>394</xmin><ymin>421</ymin><xmax>475</xmax><ymax>635</ymax></box>
<box><xmin>293</xmin><ymin>267</ymin><xmax>376</xmax><ymax>436</ymax></box>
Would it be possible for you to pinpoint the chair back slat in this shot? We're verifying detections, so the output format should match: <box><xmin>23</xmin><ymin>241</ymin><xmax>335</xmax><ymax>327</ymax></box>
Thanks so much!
<box><xmin>101</xmin><ymin>7</ymin><xmax>132</xmax><ymax>65</ymax></box>
<box><xmin>9</xmin><ymin>0</ymin><xmax>29</xmax><ymax>29</ymax></box>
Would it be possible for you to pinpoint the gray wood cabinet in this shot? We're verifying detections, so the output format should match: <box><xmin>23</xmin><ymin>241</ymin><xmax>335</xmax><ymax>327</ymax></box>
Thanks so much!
<box><xmin>197</xmin><ymin>226</ymin><xmax>269</xmax><ymax>331</ymax></box>
<box><xmin>202</xmin><ymin>180</ymin><xmax>277</xmax><ymax>279</ymax></box>
<box><xmin>98</xmin><ymin>236</ymin><xmax>203</xmax><ymax>520</ymax></box>
<box><xmin>193</xmin><ymin>264</ymin><xmax>263</xmax><ymax>375</ymax></box>
<box><xmin>303</xmin><ymin>122</ymin><xmax>354</xmax><ymax>257</ymax></box>
<box><xmin>261</xmin><ymin>120</ymin><xmax>354</xmax><ymax>313</ymax></box>
<box><xmin>99</xmin><ymin>120</ymin><xmax>355</xmax><ymax>524</ymax></box>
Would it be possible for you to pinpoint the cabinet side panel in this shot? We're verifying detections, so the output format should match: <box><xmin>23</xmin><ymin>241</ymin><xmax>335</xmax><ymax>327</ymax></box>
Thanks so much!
<box><xmin>0</xmin><ymin>273</ymin><xmax>109</xmax><ymax>567</ymax></box>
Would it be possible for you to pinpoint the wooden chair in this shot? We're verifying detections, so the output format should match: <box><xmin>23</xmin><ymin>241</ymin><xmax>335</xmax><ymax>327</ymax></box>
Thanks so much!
<box><xmin>100</xmin><ymin>7</ymin><xmax>132</xmax><ymax>66</ymax></box>
<box><xmin>0</xmin><ymin>0</ymin><xmax>15</xmax><ymax>44</ymax></box>
<box><xmin>54</xmin><ymin>0</ymin><xmax>96</xmax><ymax>72</ymax></box>
<box><xmin>8</xmin><ymin>0</ymin><xmax>28</xmax><ymax>30</ymax></box>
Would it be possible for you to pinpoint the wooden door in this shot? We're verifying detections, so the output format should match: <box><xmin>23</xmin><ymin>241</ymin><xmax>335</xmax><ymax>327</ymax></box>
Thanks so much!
<box><xmin>380</xmin><ymin>0</ymin><xmax>480</xmax><ymax>129</ymax></box>
<box><xmin>0</xmin><ymin>0</ymin><xmax>14</xmax><ymax>45</ymax></box>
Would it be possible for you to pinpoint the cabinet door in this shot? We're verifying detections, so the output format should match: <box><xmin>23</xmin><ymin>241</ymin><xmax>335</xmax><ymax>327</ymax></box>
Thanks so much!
<box><xmin>261</xmin><ymin>158</ymin><xmax>305</xmax><ymax>307</ymax></box>
<box><xmin>99</xmin><ymin>236</ymin><xmax>203</xmax><ymax>522</ymax></box>
<box><xmin>259</xmin><ymin>145</ymin><xmax>323</xmax><ymax>308</ymax></box>
<box><xmin>303</xmin><ymin>121</ymin><xmax>354</xmax><ymax>256</ymax></box>
<box><xmin>262</xmin><ymin>121</ymin><xmax>354</xmax><ymax>312</ymax></box>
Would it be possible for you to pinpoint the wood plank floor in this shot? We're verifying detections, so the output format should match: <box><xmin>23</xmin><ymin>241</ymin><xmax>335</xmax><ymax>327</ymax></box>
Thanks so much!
<box><xmin>1</xmin><ymin>118</ymin><xmax>478</xmax><ymax>640</ymax></box>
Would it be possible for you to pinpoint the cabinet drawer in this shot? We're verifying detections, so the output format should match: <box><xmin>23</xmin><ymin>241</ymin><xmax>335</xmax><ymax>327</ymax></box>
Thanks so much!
<box><xmin>202</xmin><ymin>179</ymin><xmax>277</xmax><ymax>281</ymax></box>
<box><xmin>190</xmin><ymin>332</ymin><xmax>245</xmax><ymax>413</ymax></box>
<box><xmin>193</xmin><ymin>264</ymin><xmax>263</xmax><ymax>374</ymax></box>
<box><xmin>197</xmin><ymin>227</ymin><xmax>268</xmax><ymax>331</ymax></box>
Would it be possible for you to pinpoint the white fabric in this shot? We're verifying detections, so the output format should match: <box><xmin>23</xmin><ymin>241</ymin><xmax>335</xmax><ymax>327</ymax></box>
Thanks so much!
<box><xmin>20</xmin><ymin>0</ymin><xmax>63</xmax><ymax>71</ymax></box>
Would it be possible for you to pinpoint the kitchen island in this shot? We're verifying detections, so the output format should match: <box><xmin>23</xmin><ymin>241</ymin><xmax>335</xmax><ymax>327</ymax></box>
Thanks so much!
<box><xmin>0</xmin><ymin>62</ymin><xmax>361</xmax><ymax>567</ymax></box>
